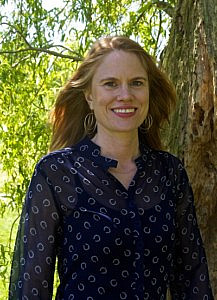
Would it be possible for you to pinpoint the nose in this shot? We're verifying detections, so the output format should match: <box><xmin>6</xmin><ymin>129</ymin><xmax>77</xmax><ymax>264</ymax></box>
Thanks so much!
<box><xmin>117</xmin><ymin>84</ymin><xmax>132</xmax><ymax>101</ymax></box>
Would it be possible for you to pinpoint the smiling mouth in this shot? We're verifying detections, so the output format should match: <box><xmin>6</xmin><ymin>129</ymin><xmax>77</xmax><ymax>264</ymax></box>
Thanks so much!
<box><xmin>112</xmin><ymin>108</ymin><xmax>137</xmax><ymax>113</ymax></box>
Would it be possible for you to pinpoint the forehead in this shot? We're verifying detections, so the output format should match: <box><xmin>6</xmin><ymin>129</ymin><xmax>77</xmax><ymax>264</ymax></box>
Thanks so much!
<box><xmin>93</xmin><ymin>50</ymin><xmax>147</xmax><ymax>78</ymax></box>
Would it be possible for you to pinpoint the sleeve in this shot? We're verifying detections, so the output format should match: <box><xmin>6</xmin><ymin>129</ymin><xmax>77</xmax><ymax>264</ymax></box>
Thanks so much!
<box><xmin>169</xmin><ymin>160</ymin><xmax>214</xmax><ymax>299</ymax></box>
<box><xmin>9</xmin><ymin>160</ymin><xmax>61</xmax><ymax>299</ymax></box>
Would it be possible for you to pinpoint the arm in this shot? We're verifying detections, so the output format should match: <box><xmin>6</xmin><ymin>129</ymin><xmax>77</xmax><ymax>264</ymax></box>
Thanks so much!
<box><xmin>169</xmin><ymin>160</ymin><xmax>214</xmax><ymax>299</ymax></box>
<box><xmin>9</xmin><ymin>160</ymin><xmax>60</xmax><ymax>299</ymax></box>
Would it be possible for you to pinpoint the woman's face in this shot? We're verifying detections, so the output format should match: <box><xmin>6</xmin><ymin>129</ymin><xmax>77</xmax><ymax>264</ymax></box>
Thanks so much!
<box><xmin>87</xmin><ymin>50</ymin><xmax>149</xmax><ymax>138</ymax></box>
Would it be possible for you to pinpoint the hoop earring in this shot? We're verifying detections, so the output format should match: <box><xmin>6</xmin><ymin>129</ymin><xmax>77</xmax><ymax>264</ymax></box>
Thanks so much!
<box><xmin>139</xmin><ymin>114</ymin><xmax>153</xmax><ymax>133</ymax></box>
<box><xmin>84</xmin><ymin>112</ymin><xmax>97</xmax><ymax>135</ymax></box>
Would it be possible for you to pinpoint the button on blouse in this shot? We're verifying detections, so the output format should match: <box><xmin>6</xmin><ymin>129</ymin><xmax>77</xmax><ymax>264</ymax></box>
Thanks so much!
<box><xmin>9</xmin><ymin>136</ymin><xmax>214</xmax><ymax>299</ymax></box>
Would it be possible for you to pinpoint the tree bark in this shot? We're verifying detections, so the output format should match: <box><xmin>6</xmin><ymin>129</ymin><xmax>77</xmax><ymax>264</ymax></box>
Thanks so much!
<box><xmin>162</xmin><ymin>0</ymin><xmax>217</xmax><ymax>297</ymax></box>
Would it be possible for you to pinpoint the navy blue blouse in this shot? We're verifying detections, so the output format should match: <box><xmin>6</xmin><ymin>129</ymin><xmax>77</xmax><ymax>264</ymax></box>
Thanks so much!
<box><xmin>9</xmin><ymin>137</ymin><xmax>213</xmax><ymax>299</ymax></box>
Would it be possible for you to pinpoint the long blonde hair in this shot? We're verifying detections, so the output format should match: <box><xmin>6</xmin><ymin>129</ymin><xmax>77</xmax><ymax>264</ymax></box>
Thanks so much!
<box><xmin>49</xmin><ymin>36</ymin><xmax>176</xmax><ymax>151</ymax></box>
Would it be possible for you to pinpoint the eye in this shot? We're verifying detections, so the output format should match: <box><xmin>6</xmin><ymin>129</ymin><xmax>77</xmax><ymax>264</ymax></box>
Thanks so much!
<box><xmin>104</xmin><ymin>81</ymin><xmax>117</xmax><ymax>87</ymax></box>
<box><xmin>130</xmin><ymin>80</ymin><xmax>144</xmax><ymax>87</ymax></box>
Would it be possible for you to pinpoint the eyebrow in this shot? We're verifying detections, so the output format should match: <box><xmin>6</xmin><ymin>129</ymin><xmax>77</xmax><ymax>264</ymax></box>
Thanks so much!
<box><xmin>131</xmin><ymin>76</ymin><xmax>148</xmax><ymax>81</ymax></box>
<box><xmin>99</xmin><ymin>76</ymin><xmax>148</xmax><ymax>83</ymax></box>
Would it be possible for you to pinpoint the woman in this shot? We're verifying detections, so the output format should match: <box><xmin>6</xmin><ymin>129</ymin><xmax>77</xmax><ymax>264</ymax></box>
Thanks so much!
<box><xmin>9</xmin><ymin>36</ymin><xmax>213</xmax><ymax>299</ymax></box>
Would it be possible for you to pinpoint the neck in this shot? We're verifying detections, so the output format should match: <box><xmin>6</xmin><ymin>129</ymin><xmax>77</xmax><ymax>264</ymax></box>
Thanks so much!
<box><xmin>92</xmin><ymin>131</ymin><xmax>140</xmax><ymax>168</ymax></box>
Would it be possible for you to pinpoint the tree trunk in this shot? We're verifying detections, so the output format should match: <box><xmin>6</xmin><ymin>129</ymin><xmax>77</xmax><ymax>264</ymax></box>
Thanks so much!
<box><xmin>162</xmin><ymin>0</ymin><xmax>217</xmax><ymax>297</ymax></box>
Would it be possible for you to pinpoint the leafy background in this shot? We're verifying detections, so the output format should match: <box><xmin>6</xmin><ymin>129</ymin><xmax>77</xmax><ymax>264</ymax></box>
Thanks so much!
<box><xmin>0</xmin><ymin>0</ymin><xmax>176</xmax><ymax>298</ymax></box>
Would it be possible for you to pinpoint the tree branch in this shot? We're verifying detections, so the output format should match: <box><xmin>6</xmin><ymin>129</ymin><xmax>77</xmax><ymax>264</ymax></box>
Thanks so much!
<box><xmin>136</xmin><ymin>10</ymin><xmax>146</xmax><ymax>24</ymax></box>
<box><xmin>151</xmin><ymin>0</ymin><xmax>174</xmax><ymax>18</ymax></box>
<box><xmin>0</xmin><ymin>22</ymin><xmax>82</xmax><ymax>61</ymax></box>
<box><xmin>1</xmin><ymin>22</ymin><xmax>31</xmax><ymax>47</ymax></box>
<box><xmin>137</xmin><ymin>1</ymin><xmax>174</xmax><ymax>24</ymax></box>
<box><xmin>46</xmin><ymin>44</ymin><xmax>80</xmax><ymax>56</ymax></box>
<box><xmin>154</xmin><ymin>10</ymin><xmax>163</xmax><ymax>55</ymax></box>
<box><xmin>11</xmin><ymin>54</ymin><xmax>31</xmax><ymax>68</ymax></box>
<box><xmin>0</xmin><ymin>47</ymin><xmax>82</xmax><ymax>60</ymax></box>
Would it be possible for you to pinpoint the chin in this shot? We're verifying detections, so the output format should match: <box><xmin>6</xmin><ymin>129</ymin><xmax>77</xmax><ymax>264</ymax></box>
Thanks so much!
<box><xmin>110</xmin><ymin>127</ymin><xmax>139</xmax><ymax>134</ymax></box>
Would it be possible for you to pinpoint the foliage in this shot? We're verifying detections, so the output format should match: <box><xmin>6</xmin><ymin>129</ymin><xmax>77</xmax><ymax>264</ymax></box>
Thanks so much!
<box><xmin>0</xmin><ymin>0</ymin><xmax>176</xmax><ymax>296</ymax></box>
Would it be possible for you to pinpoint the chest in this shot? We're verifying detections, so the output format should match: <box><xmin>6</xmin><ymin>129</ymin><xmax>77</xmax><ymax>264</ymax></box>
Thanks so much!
<box><xmin>56</xmin><ymin>156</ymin><xmax>177</xmax><ymax>247</ymax></box>
<box><xmin>59</xmin><ymin>199</ymin><xmax>176</xmax><ymax>268</ymax></box>
<box><xmin>108</xmin><ymin>168</ymin><xmax>137</xmax><ymax>190</ymax></box>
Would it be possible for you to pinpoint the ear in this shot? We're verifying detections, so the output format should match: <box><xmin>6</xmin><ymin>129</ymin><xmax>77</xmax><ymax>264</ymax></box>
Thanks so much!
<box><xmin>84</xmin><ymin>91</ymin><xmax>94</xmax><ymax>110</ymax></box>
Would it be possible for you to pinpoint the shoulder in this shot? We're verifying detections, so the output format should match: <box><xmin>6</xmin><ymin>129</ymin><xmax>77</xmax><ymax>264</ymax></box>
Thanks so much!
<box><xmin>150</xmin><ymin>149</ymin><xmax>191</xmax><ymax>188</ymax></box>
<box><xmin>144</xmin><ymin>146</ymin><xmax>189</xmax><ymax>182</ymax></box>
<box><xmin>35</xmin><ymin>146</ymin><xmax>77</xmax><ymax>173</ymax></box>
<box><xmin>145</xmin><ymin>146</ymin><xmax>183</xmax><ymax>169</ymax></box>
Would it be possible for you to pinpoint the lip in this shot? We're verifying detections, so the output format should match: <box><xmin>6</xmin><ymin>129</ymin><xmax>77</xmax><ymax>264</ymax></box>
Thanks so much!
<box><xmin>111</xmin><ymin>106</ymin><xmax>137</xmax><ymax>118</ymax></box>
<box><xmin>111</xmin><ymin>106</ymin><xmax>137</xmax><ymax>110</ymax></box>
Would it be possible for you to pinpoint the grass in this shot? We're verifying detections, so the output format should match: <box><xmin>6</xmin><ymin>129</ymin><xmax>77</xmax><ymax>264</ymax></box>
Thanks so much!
<box><xmin>0</xmin><ymin>166</ymin><xmax>60</xmax><ymax>298</ymax></box>
<box><xmin>0</xmin><ymin>204</ymin><xmax>59</xmax><ymax>299</ymax></box>
<box><xmin>0</xmin><ymin>207</ymin><xmax>19</xmax><ymax>300</ymax></box>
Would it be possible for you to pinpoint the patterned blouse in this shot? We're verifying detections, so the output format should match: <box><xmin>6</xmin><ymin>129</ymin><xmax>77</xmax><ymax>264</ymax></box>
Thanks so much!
<box><xmin>9</xmin><ymin>136</ymin><xmax>213</xmax><ymax>300</ymax></box>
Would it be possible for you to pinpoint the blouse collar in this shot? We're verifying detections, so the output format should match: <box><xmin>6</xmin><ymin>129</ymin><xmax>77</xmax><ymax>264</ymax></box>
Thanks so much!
<box><xmin>75</xmin><ymin>136</ymin><xmax>118</xmax><ymax>170</ymax></box>
<box><xmin>74</xmin><ymin>136</ymin><xmax>151</xmax><ymax>171</ymax></box>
